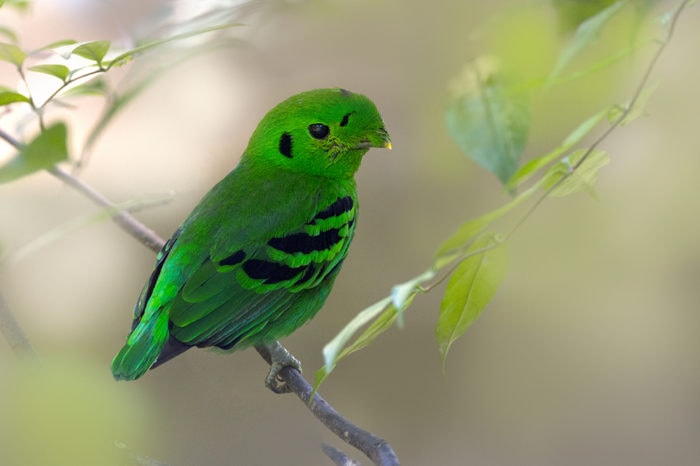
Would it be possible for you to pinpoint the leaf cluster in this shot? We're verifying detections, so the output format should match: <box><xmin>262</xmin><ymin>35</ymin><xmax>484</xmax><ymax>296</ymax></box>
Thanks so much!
<box><xmin>0</xmin><ymin>14</ymin><xmax>241</xmax><ymax>183</ymax></box>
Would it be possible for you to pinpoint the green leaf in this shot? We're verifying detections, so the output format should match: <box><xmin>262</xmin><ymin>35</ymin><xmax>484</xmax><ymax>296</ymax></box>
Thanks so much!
<box><xmin>0</xmin><ymin>26</ymin><xmax>18</xmax><ymax>43</ymax></box>
<box><xmin>28</xmin><ymin>64</ymin><xmax>70</xmax><ymax>82</ymax></box>
<box><xmin>71</xmin><ymin>40</ymin><xmax>111</xmax><ymax>65</ymax></box>
<box><xmin>547</xmin><ymin>1</ymin><xmax>627</xmax><ymax>85</ymax></box>
<box><xmin>31</xmin><ymin>39</ymin><xmax>78</xmax><ymax>54</ymax></box>
<box><xmin>316</xmin><ymin>298</ymin><xmax>401</xmax><ymax>392</ymax></box>
<box><xmin>322</xmin><ymin>296</ymin><xmax>392</xmax><ymax>375</ymax></box>
<box><xmin>434</xmin><ymin>183</ymin><xmax>538</xmax><ymax>267</ymax></box>
<box><xmin>607</xmin><ymin>82</ymin><xmax>658</xmax><ymax>125</ymax></box>
<box><xmin>390</xmin><ymin>269</ymin><xmax>436</xmax><ymax>326</ymax></box>
<box><xmin>0</xmin><ymin>42</ymin><xmax>25</xmax><ymax>66</ymax></box>
<box><xmin>0</xmin><ymin>123</ymin><xmax>69</xmax><ymax>183</ymax></box>
<box><xmin>82</xmin><ymin>28</ymin><xmax>243</xmax><ymax>160</ymax></box>
<box><xmin>446</xmin><ymin>56</ymin><xmax>531</xmax><ymax>185</ymax></box>
<box><xmin>436</xmin><ymin>235</ymin><xmax>508</xmax><ymax>366</ymax></box>
<box><xmin>105</xmin><ymin>22</ymin><xmax>241</xmax><ymax>68</ymax></box>
<box><xmin>542</xmin><ymin>149</ymin><xmax>609</xmax><ymax>197</ymax></box>
<box><xmin>0</xmin><ymin>90</ymin><xmax>30</xmax><ymax>106</ymax></box>
<box><xmin>61</xmin><ymin>78</ymin><xmax>108</xmax><ymax>97</ymax></box>
<box><xmin>552</xmin><ymin>0</ymin><xmax>620</xmax><ymax>34</ymax></box>
<box><xmin>506</xmin><ymin>108</ymin><xmax>608</xmax><ymax>190</ymax></box>
<box><xmin>1</xmin><ymin>0</ymin><xmax>30</xmax><ymax>11</ymax></box>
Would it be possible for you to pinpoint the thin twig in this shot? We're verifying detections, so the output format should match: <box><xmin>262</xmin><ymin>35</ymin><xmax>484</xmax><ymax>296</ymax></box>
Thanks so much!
<box><xmin>506</xmin><ymin>0</ymin><xmax>692</xmax><ymax>240</ymax></box>
<box><xmin>256</xmin><ymin>345</ymin><xmax>399</xmax><ymax>466</ymax></box>
<box><xmin>322</xmin><ymin>443</ymin><xmax>362</xmax><ymax>466</ymax></box>
<box><xmin>47</xmin><ymin>166</ymin><xmax>164</xmax><ymax>252</ymax></box>
<box><xmin>0</xmin><ymin>291</ymin><xmax>35</xmax><ymax>356</ymax></box>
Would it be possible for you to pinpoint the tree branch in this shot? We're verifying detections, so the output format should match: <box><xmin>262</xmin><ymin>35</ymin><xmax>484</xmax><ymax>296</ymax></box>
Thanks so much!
<box><xmin>47</xmin><ymin>166</ymin><xmax>164</xmax><ymax>253</ymax></box>
<box><xmin>256</xmin><ymin>345</ymin><xmax>399</xmax><ymax>466</ymax></box>
<box><xmin>48</xmin><ymin>165</ymin><xmax>399</xmax><ymax>465</ymax></box>
<box><xmin>322</xmin><ymin>443</ymin><xmax>362</xmax><ymax>466</ymax></box>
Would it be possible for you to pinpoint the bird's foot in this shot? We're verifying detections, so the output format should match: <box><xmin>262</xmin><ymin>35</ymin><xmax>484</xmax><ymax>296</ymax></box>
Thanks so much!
<box><xmin>256</xmin><ymin>341</ymin><xmax>302</xmax><ymax>394</ymax></box>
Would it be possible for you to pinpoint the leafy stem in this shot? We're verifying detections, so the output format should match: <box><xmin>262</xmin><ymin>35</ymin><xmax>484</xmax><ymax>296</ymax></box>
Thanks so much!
<box><xmin>316</xmin><ymin>0</ymin><xmax>693</xmax><ymax>389</ymax></box>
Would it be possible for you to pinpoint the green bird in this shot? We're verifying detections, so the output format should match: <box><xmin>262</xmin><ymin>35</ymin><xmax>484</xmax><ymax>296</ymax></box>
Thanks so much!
<box><xmin>111</xmin><ymin>88</ymin><xmax>390</xmax><ymax>390</ymax></box>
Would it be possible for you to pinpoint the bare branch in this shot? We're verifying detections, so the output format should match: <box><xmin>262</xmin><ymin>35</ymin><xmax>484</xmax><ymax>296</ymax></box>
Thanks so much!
<box><xmin>47</xmin><ymin>166</ymin><xmax>164</xmax><ymax>252</ymax></box>
<box><xmin>322</xmin><ymin>443</ymin><xmax>362</xmax><ymax>466</ymax></box>
<box><xmin>0</xmin><ymin>290</ymin><xmax>35</xmax><ymax>356</ymax></box>
<box><xmin>256</xmin><ymin>345</ymin><xmax>400</xmax><ymax>466</ymax></box>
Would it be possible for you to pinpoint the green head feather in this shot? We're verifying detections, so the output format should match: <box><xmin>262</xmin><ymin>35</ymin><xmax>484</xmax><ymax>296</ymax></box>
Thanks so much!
<box><xmin>244</xmin><ymin>88</ymin><xmax>391</xmax><ymax>179</ymax></box>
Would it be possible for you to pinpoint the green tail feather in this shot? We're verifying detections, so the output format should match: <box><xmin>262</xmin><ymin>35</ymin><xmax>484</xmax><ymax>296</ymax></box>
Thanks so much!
<box><xmin>111</xmin><ymin>311</ymin><xmax>169</xmax><ymax>381</ymax></box>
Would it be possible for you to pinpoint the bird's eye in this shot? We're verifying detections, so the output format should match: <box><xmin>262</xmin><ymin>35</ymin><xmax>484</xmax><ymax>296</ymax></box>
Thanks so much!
<box><xmin>308</xmin><ymin>123</ymin><xmax>330</xmax><ymax>140</ymax></box>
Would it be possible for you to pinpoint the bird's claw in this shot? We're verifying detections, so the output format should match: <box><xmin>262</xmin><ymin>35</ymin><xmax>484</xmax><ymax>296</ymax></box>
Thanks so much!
<box><xmin>259</xmin><ymin>341</ymin><xmax>302</xmax><ymax>394</ymax></box>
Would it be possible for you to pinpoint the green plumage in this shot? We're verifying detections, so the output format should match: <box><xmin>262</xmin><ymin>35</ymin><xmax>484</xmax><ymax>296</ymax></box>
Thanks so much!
<box><xmin>112</xmin><ymin>88</ymin><xmax>390</xmax><ymax>381</ymax></box>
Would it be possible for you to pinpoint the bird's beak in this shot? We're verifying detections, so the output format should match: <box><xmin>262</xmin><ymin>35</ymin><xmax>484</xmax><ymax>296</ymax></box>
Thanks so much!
<box><xmin>354</xmin><ymin>127</ymin><xmax>391</xmax><ymax>150</ymax></box>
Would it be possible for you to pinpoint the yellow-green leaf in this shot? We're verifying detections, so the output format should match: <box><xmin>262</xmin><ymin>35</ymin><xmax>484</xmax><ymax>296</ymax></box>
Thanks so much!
<box><xmin>390</xmin><ymin>268</ymin><xmax>435</xmax><ymax>326</ymax></box>
<box><xmin>547</xmin><ymin>1</ymin><xmax>627</xmax><ymax>85</ymax></box>
<box><xmin>28</xmin><ymin>64</ymin><xmax>70</xmax><ymax>82</ymax></box>
<box><xmin>0</xmin><ymin>42</ymin><xmax>25</xmax><ymax>66</ymax></box>
<box><xmin>434</xmin><ymin>184</ymin><xmax>537</xmax><ymax>267</ymax></box>
<box><xmin>316</xmin><ymin>299</ymin><xmax>400</xmax><ymax>392</ymax></box>
<box><xmin>0</xmin><ymin>26</ymin><xmax>17</xmax><ymax>43</ymax></box>
<box><xmin>436</xmin><ymin>235</ymin><xmax>508</xmax><ymax>365</ymax></box>
<box><xmin>0</xmin><ymin>123</ymin><xmax>69</xmax><ymax>183</ymax></box>
<box><xmin>322</xmin><ymin>296</ymin><xmax>392</xmax><ymax>375</ymax></box>
<box><xmin>542</xmin><ymin>149</ymin><xmax>609</xmax><ymax>197</ymax></box>
<box><xmin>0</xmin><ymin>90</ymin><xmax>30</xmax><ymax>106</ymax></box>
<box><xmin>31</xmin><ymin>39</ymin><xmax>77</xmax><ymax>53</ymax></box>
<box><xmin>62</xmin><ymin>78</ymin><xmax>108</xmax><ymax>97</ymax></box>
<box><xmin>71</xmin><ymin>40</ymin><xmax>111</xmax><ymax>65</ymax></box>
<box><xmin>506</xmin><ymin>108</ymin><xmax>608</xmax><ymax>190</ymax></box>
<box><xmin>446</xmin><ymin>56</ymin><xmax>531</xmax><ymax>185</ymax></box>
<box><xmin>608</xmin><ymin>82</ymin><xmax>658</xmax><ymax>126</ymax></box>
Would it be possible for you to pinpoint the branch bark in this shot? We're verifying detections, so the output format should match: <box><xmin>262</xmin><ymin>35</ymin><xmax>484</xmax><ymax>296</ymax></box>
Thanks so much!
<box><xmin>257</xmin><ymin>345</ymin><xmax>399</xmax><ymax>466</ymax></box>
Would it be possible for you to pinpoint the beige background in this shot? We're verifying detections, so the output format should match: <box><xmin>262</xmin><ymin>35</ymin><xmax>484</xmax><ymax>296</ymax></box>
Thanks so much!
<box><xmin>1</xmin><ymin>1</ymin><xmax>699</xmax><ymax>465</ymax></box>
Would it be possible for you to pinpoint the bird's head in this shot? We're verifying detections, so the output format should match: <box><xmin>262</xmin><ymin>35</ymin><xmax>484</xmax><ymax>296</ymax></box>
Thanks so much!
<box><xmin>245</xmin><ymin>88</ymin><xmax>391</xmax><ymax>179</ymax></box>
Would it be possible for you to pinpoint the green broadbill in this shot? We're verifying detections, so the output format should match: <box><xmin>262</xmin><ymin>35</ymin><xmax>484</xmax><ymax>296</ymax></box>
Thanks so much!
<box><xmin>111</xmin><ymin>88</ymin><xmax>390</xmax><ymax>386</ymax></box>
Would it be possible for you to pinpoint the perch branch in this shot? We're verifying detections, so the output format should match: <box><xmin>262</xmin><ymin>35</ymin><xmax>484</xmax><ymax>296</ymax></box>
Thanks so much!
<box><xmin>256</xmin><ymin>345</ymin><xmax>399</xmax><ymax>466</ymax></box>
<box><xmin>47</xmin><ymin>165</ymin><xmax>399</xmax><ymax>466</ymax></box>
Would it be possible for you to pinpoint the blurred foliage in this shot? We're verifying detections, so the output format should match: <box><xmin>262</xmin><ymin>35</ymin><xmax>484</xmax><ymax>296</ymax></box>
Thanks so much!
<box><xmin>446</xmin><ymin>56</ymin><xmax>530</xmax><ymax>186</ymax></box>
<box><xmin>0</xmin><ymin>122</ymin><xmax>66</xmax><ymax>183</ymax></box>
<box><xmin>0</xmin><ymin>356</ymin><xmax>157</xmax><ymax>466</ymax></box>
<box><xmin>317</xmin><ymin>0</ymin><xmax>691</xmax><ymax>389</ymax></box>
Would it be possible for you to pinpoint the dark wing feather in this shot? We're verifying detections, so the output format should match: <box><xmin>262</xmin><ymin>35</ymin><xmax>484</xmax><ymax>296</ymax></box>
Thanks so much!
<box><xmin>166</xmin><ymin>195</ymin><xmax>357</xmax><ymax>351</ymax></box>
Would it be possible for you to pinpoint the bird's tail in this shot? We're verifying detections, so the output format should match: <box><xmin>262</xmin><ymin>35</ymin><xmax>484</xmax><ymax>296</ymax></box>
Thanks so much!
<box><xmin>111</xmin><ymin>310</ymin><xmax>170</xmax><ymax>381</ymax></box>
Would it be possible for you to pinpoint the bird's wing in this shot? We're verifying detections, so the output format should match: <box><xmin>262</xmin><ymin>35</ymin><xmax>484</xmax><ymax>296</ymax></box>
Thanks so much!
<box><xmin>130</xmin><ymin>227</ymin><xmax>182</xmax><ymax>329</ymax></box>
<box><xmin>165</xmin><ymin>194</ymin><xmax>357</xmax><ymax>349</ymax></box>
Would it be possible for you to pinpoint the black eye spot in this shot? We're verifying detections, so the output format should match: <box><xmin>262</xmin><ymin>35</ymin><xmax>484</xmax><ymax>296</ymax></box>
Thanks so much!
<box><xmin>308</xmin><ymin>124</ymin><xmax>330</xmax><ymax>140</ymax></box>
<box><xmin>279</xmin><ymin>132</ymin><xmax>293</xmax><ymax>158</ymax></box>
<box><xmin>339</xmin><ymin>113</ymin><xmax>351</xmax><ymax>127</ymax></box>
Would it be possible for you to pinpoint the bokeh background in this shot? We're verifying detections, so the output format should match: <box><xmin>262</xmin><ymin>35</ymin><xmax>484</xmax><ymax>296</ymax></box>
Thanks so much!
<box><xmin>1</xmin><ymin>0</ymin><xmax>699</xmax><ymax>465</ymax></box>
